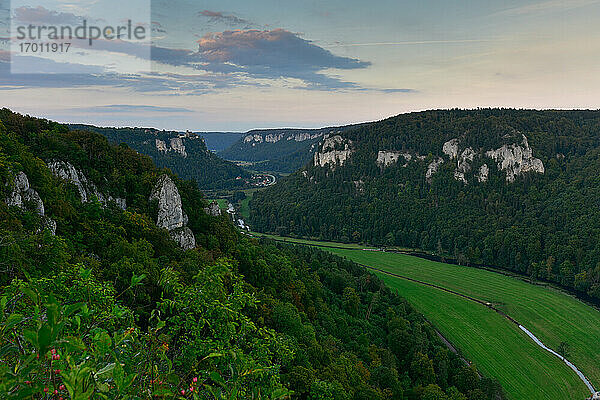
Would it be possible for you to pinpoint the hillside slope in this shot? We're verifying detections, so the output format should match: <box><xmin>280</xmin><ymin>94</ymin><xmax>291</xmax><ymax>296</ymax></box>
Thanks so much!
<box><xmin>219</xmin><ymin>125</ymin><xmax>361</xmax><ymax>173</ymax></box>
<box><xmin>250</xmin><ymin>109</ymin><xmax>600</xmax><ymax>304</ymax></box>
<box><xmin>70</xmin><ymin>124</ymin><xmax>250</xmax><ymax>189</ymax></box>
<box><xmin>0</xmin><ymin>109</ymin><xmax>504</xmax><ymax>400</ymax></box>
<box><xmin>197</xmin><ymin>131</ymin><xmax>244</xmax><ymax>152</ymax></box>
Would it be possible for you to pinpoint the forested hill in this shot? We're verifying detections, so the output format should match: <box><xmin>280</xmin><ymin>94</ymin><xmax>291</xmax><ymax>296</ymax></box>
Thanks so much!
<box><xmin>0</xmin><ymin>108</ymin><xmax>504</xmax><ymax>399</ymax></box>
<box><xmin>219</xmin><ymin>125</ymin><xmax>362</xmax><ymax>173</ymax></box>
<box><xmin>250</xmin><ymin>109</ymin><xmax>600</xmax><ymax>303</ymax></box>
<box><xmin>70</xmin><ymin>124</ymin><xmax>250</xmax><ymax>189</ymax></box>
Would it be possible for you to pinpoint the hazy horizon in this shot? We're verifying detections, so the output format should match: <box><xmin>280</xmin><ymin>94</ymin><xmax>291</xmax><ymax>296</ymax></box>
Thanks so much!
<box><xmin>2</xmin><ymin>0</ymin><xmax>600</xmax><ymax>131</ymax></box>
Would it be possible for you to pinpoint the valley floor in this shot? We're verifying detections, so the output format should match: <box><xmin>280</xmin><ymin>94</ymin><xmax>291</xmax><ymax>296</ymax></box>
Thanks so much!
<box><xmin>254</xmin><ymin>233</ymin><xmax>600</xmax><ymax>400</ymax></box>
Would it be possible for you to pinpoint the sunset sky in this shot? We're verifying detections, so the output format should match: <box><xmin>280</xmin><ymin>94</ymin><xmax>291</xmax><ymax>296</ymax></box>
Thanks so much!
<box><xmin>1</xmin><ymin>0</ymin><xmax>600</xmax><ymax>131</ymax></box>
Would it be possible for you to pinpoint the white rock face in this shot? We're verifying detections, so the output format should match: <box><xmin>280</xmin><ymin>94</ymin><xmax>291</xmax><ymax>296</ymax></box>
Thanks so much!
<box><xmin>376</xmin><ymin>151</ymin><xmax>412</xmax><ymax>167</ymax></box>
<box><xmin>243</xmin><ymin>134</ymin><xmax>264</xmax><ymax>144</ymax></box>
<box><xmin>314</xmin><ymin>135</ymin><xmax>353</xmax><ymax>168</ymax></box>
<box><xmin>265</xmin><ymin>133</ymin><xmax>285</xmax><ymax>143</ymax></box>
<box><xmin>156</xmin><ymin>139</ymin><xmax>168</xmax><ymax>153</ymax></box>
<box><xmin>156</xmin><ymin>137</ymin><xmax>188</xmax><ymax>157</ymax></box>
<box><xmin>485</xmin><ymin>135</ymin><xmax>545</xmax><ymax>182</ymax></box>
<box><xmin>6</xmin><ymin>171</ymin><xmax>56</xmax><ymax>234</ymax></box>
<box><xmin>454</xmin><ymin>147</ymin><xmax>476</xmax><ymax>183</ymax></box>
<box><xmin>244</xmin><ymin>131</ymin><xmax>325</xmax><ymax>144</ymax></box>
<box><xmin>150</xmin><ymin>175</ymin><xmax>186</xmax><ymax>231</ymax></box>
<box><xmin>6</xmin><ymin>171</ymin><xmax>44</xmax><ymax>215</ymax></box>
<box><xmin>170</xmin><ymin>227</ymin><xmax>196</xmax><ymax>249</ymax></box>
<box><xmin>48</xmin><ymin>160</ymin><xmax>126</xmax><ymax>209</ymax></box>
<box><xmin>478</xmin><ymin>164</ymin><xmax>489</xmax><ymax>183</ymax></box>
<box><xmin>204</xmin><ymin>201</ymin><xmax>222</xmax><ymax>217</ymax></box>
<box><xmin>291</xmin><ymin>132</ymin><xmax>324</xmax><ymax>142</ymax></box>
<box><xmin>41</xmin><ymin>218</ymin><xmax>57</xmax><ymax>235</ymax></box>
<box><xmin>443</xmin><ymin>139</ymin><xmax>460</xmax><ymax>160</ymax></box>
<box><xmin>426</xmin><ymin>158</ymin><xmax>444</xmax><ymax>182</ymax></box>
<box><xmin>49</xmin><ymin>160</ymin><xmax>90</xmax><ymax>202</ymax></box>
<box><xmin>149</xmin><ymin>174</ymin><xmax>195</xmax><ymax>249</ymax></box>
<box><xmin>169</xmin><ymin>138</ymin><xmax>187</xmax><ymax>157</ymax></box>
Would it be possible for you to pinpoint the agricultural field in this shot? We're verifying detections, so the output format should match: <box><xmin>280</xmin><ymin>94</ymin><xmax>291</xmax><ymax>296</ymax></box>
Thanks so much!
<box><xmin>207</xmin><ymin>198</ymin><xmax>229</xmax><ymax>209</ymax></box>
<box><xmin>255</xmin><ymin>234</ymin><xmax>600</xmax><ymax>400</ymax></box>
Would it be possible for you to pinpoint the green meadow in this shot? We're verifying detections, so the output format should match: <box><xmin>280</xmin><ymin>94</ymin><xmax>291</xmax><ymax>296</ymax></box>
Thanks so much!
<box><xmin>256</xmin><ymin>234</ymin><xmax>600</xmax><ymax>400</ymax></box>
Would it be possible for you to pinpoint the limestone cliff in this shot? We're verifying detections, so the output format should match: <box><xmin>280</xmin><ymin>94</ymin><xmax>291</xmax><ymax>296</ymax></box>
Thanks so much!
<box><xmin>485</xmin><ymin>135</ymin><xmax>545</xmax><ymax>182</ymax></box>
<box><xmin>426</xmin><ymin>158</ymin><xmax>444</xmax><ymax>182</ymax></box>
<box><xmin>149</xmin><ymin>174</ymin><xmax>196</xmax><ymax>250</ymax></box>
<box><xmin>442</xmin><ymin>139</ymin><xmax>460</xmax><ymax>160</ymax></box>
<box><xmin>377</xmin><ymin>151</ymin><xmax>412</xmax><ymax>167</ymax></box>
<box><xmin>154</xmin><ymin>137</ymin><xmax>188</xmax><ymax>158</ymax></box>
<box><xmin>454</xmin><ymin>148</ymin><xmax>476</xmax><ymax>183</ymax></box>
<box><xmin>204</xmin><ymin>201</ymin><xmax>222</xmax><ymax>217</ymax></box>
<box><xmin>169</xmin><ymin>138</ymin><xmax>187</xmax><ymax>157</ymax></box>
<box><xmin>6</xmin><ymin>171</ymin><xmax>56</xmax><ymax>234</ymax></box>
<box><xmin>429</xmin><ymin>134</ymin><xmax>544</xmax><ymax>183</ymax></box>
<box><xmin>314</xmin><ymin>135</ymin><xmax>353</xmax><ymax>168</ymax></box>
<box><xmin>48</xmin><ymin>160</ymin><xmax>126</xmax><ymax>209</ymax></box>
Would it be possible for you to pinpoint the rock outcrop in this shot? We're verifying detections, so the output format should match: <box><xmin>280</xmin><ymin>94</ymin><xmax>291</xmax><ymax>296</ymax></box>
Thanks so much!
<box><xmin>169</xmin><ymin>138</ymin><xmax>187</xmax><ymax>157</ymax></box>
<box><xmin>426</xmin><ymin>158</ymin><xmax>444</xmax><ymax>182</ymax></box>
<box><xmin>266</xmin><ymin>133</ymin><xmax>285</xmax><ymax>143</ymax></box>
<box><xmin>443</xmin><ymin>139</ymin><xmax>459</xmax><ymax>160</ymax></box>
<box><xmin>377</xmin><ymin>151</ymin><xmax>412</xmax><ymax>167</ymax></box>
<box><xmin>428</xmin><ymin>134</ymin><xmax>544</xmax><ymax>184</ymax></box>
<box><xmin>477</xmin><ymin>164</ymin><xmax>489</xmax><ymax>183</ymax></box>
<box><xmin>454</xmin><ymin>148</ymin><xmax>476</xmax><ymax>183</ymax></box>
<box><xmin>204</xmin><ymin>201</ymin><xmax>222</xmax><ymax>217</ymax></box>
<box><xmin>485</xmin><ymin>135</ymin><xmax>545</xmax><ymax>182</ymax></box>
<box><xmin>149</xmin><ymin>175</ymin><xmax>195</xmax><ymax>249</ymax></box>
<box><xmin>48</xmin><ymin>160</ymin><xmax>126</xmax><ymax>209</ymax></box>
<box><xmin>6</xmin><ymin>171</ymin><xmax>56</xmax><ymax>234</ymax></box>
<box><xmin>244</xmin><ymin>131</ymin><xmax>326</xmax><ymax>144</ymax></box>
<box><xmin>244</xmin><ymin>134</ymin><xmax>264</xmax><ymax>144</ymax></box>
<box><xmin>6</xmin><ymin>171</ymin><xmax>45</xmax><ymax>215</ymax></box>
<box><xmin>155</xmin><ymin>139</ymin><xmax>168</xmax><ymax>152</ymax></box>
<box><xmin>155</xmin><ymin>137</ymin><xmax>188</xmax><ymax>157</ymax></box>
<box><xmin>314</xmin><ymin>135</ymin><xmax>353</xmax><ymax>168</ymax></box>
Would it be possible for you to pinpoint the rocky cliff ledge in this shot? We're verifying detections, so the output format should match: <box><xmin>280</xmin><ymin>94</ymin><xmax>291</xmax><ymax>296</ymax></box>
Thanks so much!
<box><xmin>485</xmin><ymin>135</ymin><xmax>545</xmax><ymax>182</ymax></box>
<box><xmin>48</xmin><ymin>160</ymin><xmax>126</xmax><ymax>209</ymax></box>
<box><xmin>6</xmin><ymin>171</ymin><xmax>56</xmax><ymax>234</ymax></box>
<box><xmin>314</xmin><ymin>135</ymin><xmax>353</xmax><ymax>168</ymax></box>
<box><xmin>149</xmin><ymin>175</ymin><xmax>196</xmax><ymax>250</ymax></box>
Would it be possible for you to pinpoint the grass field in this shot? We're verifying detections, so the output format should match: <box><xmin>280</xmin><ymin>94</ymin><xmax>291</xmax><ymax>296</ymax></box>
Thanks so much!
<box><xmin>239</xmin><ymin>196</ymin><xmax>252</xmax><ymax>219</ymax></box>
<box><xmin>254</xmin><ymin>233</ymin><xmax>600</xmax><ymax>400</ymax></box>
<box><xmin>207</xmin><ymin>198</ymin><xmax>228</xmax><ymax>209</ymax></box>
<box><xmin>251</xmin><ymin>232</ymin><xmax>374</xmax><ymax>249</ymax></box>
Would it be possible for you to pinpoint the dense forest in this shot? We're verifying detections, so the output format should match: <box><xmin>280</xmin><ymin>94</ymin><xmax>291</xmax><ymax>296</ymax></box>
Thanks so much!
<box><xmin>70</xmin><ymin>124</ymin><xmax>250</xmax><ymax>189</ymax></box>
<box><xmin>0</xmin><ymin>109</ymin><xmax>504</xmax><ymax>399</ymax></box>
<box><xmin>250</xmin><ymin>109</ymin><xmax>600</xmax><ymax>304</ymax></box>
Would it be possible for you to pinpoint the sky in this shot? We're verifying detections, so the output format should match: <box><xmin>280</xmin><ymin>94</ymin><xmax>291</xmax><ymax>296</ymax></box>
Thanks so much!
<box><xmin>1</xmin><ymin>0</ymin><xmax>600</xmax><ymax>131</ymax></box>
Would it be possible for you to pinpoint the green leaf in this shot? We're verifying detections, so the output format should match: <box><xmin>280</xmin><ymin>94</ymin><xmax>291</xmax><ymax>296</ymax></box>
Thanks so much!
<box><xmin>5</xmin><ymin>313</ymin><xmax>24</xmax><ymax>328</ymax></box>
<box><xmin>209</xmin><ymin>371</ymin><xmax>226</xmax><ymax>388</ymax></box>
<box><xmin>93</xmin><ymin>331</ymin><xmax>112</xmax><ymax>355</ymax></box>
<box><xmin>201</xmin><ymin>352</ymin><xmax>224</xmax><ymax>361</ymax></box>
<box><xmin>21</xmin><ymin>287</ymin><xmax>38</xmax><ymax>304</ymax></box>
<box><xmin>64</xmin><ymin>302</ymin><xmax>85</xmax><ymax>317</ymax></box>
<box><xmin>113</xmin><ymin>362</ymin><xmax>124</xmax><ymax>389</ymax></box>
<box><xmin>130</xmin><ymin>273</ymin><xmax>146</xmax><ymax>287</ymax></box>
<box><xmin>37</xmin><ymin>324</ymin><xmax>52</xmax><ymax>354</ymax></box>
<box><xmin>22</xmin><ymin>329</ymin><xmax>37</xmax><ymax>348</ymax></box>
<box><xmin>94</xmin><ymin>363</ymin><xmax>115</xmax><ymax>379</ymax></box>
